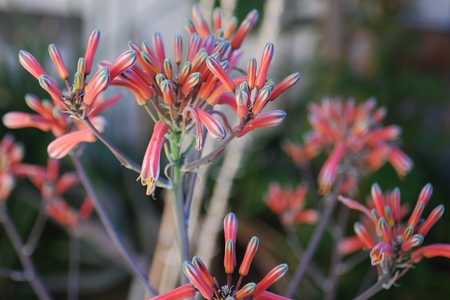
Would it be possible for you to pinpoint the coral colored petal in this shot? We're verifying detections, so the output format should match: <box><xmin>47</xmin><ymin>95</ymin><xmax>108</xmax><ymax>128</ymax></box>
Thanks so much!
<box><xmin>47</xmin><ymin>130</ymin><xmax>96</xmax><ymax>159</ymax></box>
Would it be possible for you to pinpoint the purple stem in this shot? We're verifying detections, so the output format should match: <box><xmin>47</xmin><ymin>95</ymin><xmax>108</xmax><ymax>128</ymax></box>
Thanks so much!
<box><xmin>0</xmin><ymin>204</ymin><xmax>53</xmax><ymax>300</ymax></box>
<box><xmin>287</xmin><ymin>178</ymin><xmax>343</xmax><ymax>297</ymax></box>
<box><xmin>70</xmin><ymin>154</ymin><xmax>158</xmax><ymax>296</ymax></box>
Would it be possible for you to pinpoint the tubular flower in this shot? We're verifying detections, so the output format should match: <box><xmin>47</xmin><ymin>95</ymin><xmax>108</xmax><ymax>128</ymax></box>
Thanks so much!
<box><xmin>265</xmin><ymin>183</ymin><xmax>318</xmax><ymax>226</ymax></box>
<box><xmin>0</xmin><ymin>135</ymin><xmax>25</xmax><ymax>201</ymax></box>
<box><xmin>150</xmin><ymin>212</ymin><xmax>290</xmax><ymax>300</ymax></box>
<box><xmin>339</xmin><ymin>183</ymin><xmax>450</xmax><ymax>277</ymax></box>
<box><xmin>285</xmin><ymin>98</ymin><xmax>412</xmax><ymax>194</ymax></box>
<box><xmin>14</xmin><ymin>159</ymin><xmax>93</xmax><ymax>228</ymax></box>
<box><xmin>18</xmin><ymin>30</ymin><xmax>131</xmax><ymax>116</ymax></box>
<box><xmin>13</xmin><ymin>30</ymin><xmax>131</xmax><ymax>158</ymax></box>
<box><xmin>140</xmin><ymin>121</ymin><xmax>170</xmax><ymax>195</ymax></box>
<box><xmin>118</xmin><ymin>5</ymin><xmax>297</xmax><ymax>155</ymax></box>
<box><xmin>206</xmin><ymin>43</ymin><xmax>299</xmax><ymax>137</ymax></box>
<box><xmin>3</xmin><ymin>93</ymin><xmax>121</xmax><ymax>159</ymax></box>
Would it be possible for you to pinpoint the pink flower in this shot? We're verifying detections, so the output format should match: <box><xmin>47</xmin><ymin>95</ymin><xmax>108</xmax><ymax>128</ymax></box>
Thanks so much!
<box><xmin>84</xmin><ymin>30</ymin><xmax>100</xmax><ymax>75</ymax></box>
<box><xmin>412</xmin><ymin>244</ymin><xmax>450</xmax><ymax>263</ymax></box>
<box><xmin>18</xmin><ymin>30</ymin><xmax>129</xmax><ymax>120</ymax></box>
<box><xmin>188</xmin><ymin>5</ymin><xmax>259</xmax><ymax>50</ymax></box>
<box><xmin>109</xmin><ymin>50</ymin><xmax>137</xmax><ymax>79</ymax></box>
<box><xmin>47</xmin><ymin>129</ymin><xmax>96</xmax><ymax>159</ymax></box>
<box><xmin>265</xmin><ymin>183</ymin><xmax>318</xmax><ymax>226</ymax></box>
<box><xmin>115</xmin><ymin>10</ymin><xmax>295</xmax><ymax>148</ymax></box>
<box><xmin>151</xmin><ymin>213</ymin><xmax>290</xmax><ymax>300</ymax></box>
<box><xmin>318</xmin><ymin>143</ymin><xmax>346</xmax><ymax>194</ymax></box>
<box><xmin>0</xmin><ymin>135</ymin><xmax>25</xmax><ymax>201</ymax></box>
<box><xmin>339</xmin><ymin>183</ymin><xmax>449</xmax><ymax>276</ymax></box>
<box><xmin>4</xmin><ymin>93</ymin><xmax>119</xmax><ymax>159</ymax></box>
<box><xmin>149</xmin><ymin>284</ymin><xmax>196</xmax><ymax>300</ymax></box>
<box><xmin>205</xmin><ymin>43</ymin><xmax>299</xmax><ymax>137</ymax></box>
<box><xmin>16</xmin><ymin>159</ymin><xmax>93</xmax><ymax>228</ymax></box>
<box><xmin>140</xmin><ymin>121</ymin><xmax>170</xmax><ymax>195</ymax></box>
<box><xmin>48</xmin><ymin>44</ymin><xmax>69</xmax><ymax>80</ymax></box>
<box><xmin>18</xmin><ymin>50</ymin><xmax>46</xmax><ymax>79</ymax></box>
<box><xmin>287</xmin><ymin>99</ymin><xmax>413</xmax><ymax>194</ymax></box>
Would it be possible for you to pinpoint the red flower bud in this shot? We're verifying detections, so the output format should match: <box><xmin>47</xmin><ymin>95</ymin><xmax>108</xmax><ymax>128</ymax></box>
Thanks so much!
<box><xmin>140</xmin><ymin>121</ymin><xmax>169</xmax><ymax>195</ymax></box>
<box><xmin>223</xmin><ymin>212</ymin><xmax>238</xmax><ymax>242</ymax></box>
<box><xmin>18</xmin><ymin>50</ymin><xmax>46</xmax><ymax>79</ymax></box>
<box><xmin>206</xmin><ymin>57</ymin><xmax>235</xmax><ymax>92</ymax></box>
<box><xmin>269</xmin><ymin>73</ymin><xmax>300</xmax><ymax>101</ymax></box>
<box><xmin>239</xmin><ymin>236</ymin><xmax>259</xmax><ymax>276</ymax></box>
<box><xmin>418</xmin><ymin>204</ymin><xmax>444</xmax><ymax>236</ymax></box>
<box><xmin>84</xmin><ymin>68</ymin><xmax>109</xmax><ymax>106</ymax></box>
<box><xmin>84</xmin><ymin>30</ymin><xmax>101</xmax><ymax>75</ymax></box>
<box><xmin>110</xmin><ymin>50</ymin><xmax>136</xmax><ymax>79</ymax></box>
<box><xmin>149</xmin><ymin>284</ymin><xmax>196</xmax><ymax>300</ymax></box>
<box><xmin>254</xmin><ymin>264</ymin><xmax>288</xmax><ymax>295</ymax></box>
<box><xmin>255</xmin><ymin>43</ymin><xmax>274</xmax><ymax>88</ymax></box>
<box><xmin>48</xmin><ymin>44</ymin><xmax>69</xmax><ymax>80</ymax></box>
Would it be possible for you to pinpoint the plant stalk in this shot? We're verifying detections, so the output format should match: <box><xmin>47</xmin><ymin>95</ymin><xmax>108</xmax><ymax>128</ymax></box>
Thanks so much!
<box><xmin>287</xmin><ymin>179</ymin><xmax>343</xmax><ymax>297</ymax></box>
<box><xmin>168</xmin><ymin>131</ymin><xmax>190</xmax><ymax>275</ymax></box>
<box><xmin>0</xmin><ymin>204</ymin><xmax>53</xmax><ymax>300</ymax></box>
<box><xmin>70</xmin><ymin>154</ymin><xmax>158</xmax><ymax>296</ymax></box>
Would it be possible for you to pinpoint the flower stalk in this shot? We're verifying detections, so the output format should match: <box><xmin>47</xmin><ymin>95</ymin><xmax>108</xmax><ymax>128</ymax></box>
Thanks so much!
<box><xmin>69</xmin><ymin>154</ymin><xmax>158</xmax><ymax>296</ymax></box>
<box><xmin>0</xmin><ymin>204</ymin><xmax>53</xmax><ymax>300</ymax></box>
<box><xmin>286</xmin><ymin>176</ymin><xmax>344</xmax><ymax>297</ymax></box>
<box><xmin>167</xmin><ymin>130</ymin><xmax>190</xmax><ymax>274</ymax></box>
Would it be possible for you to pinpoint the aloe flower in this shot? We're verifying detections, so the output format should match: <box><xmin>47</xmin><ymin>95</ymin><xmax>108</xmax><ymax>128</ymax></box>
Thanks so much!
<box><xmin>151</xmin><ymin>213</ymin><xmax>290</xmax><ymax>300</ymax></box>
<box><xmin>285</xmin><ymin>98</ymin><xmax>412</xmax><ymax>194</ymax></box>
<box><xmin>15</xmin><ymin>159</ymin><xmax>93</xmax><ymax>228</ymax></box>
<box><xmin>265</xmin><ymin>183</ymin><xmax>318</xmax><ymax>226</ymax></box>
<box><xmin>339</xmin><ymin>183</ymin><xmax>450</xmax><ymax>278</ymax></box>
<box><xmin>8</xmin><ymin>30</ymin><xmax>135</xmax><ymax>159</ymax></box>
<box><xmin>140</xmin><ymin>121</ymin><xmax>170</xmax><ymax>195</ymax></box>
<box><xmin>119</xmin><ymin>5</ymin><xmax>298</xmax><ymax>153</ymax></box>
<box><xmin>3</xmin><ymin>93</ymin><xmax>121</xmax><ymax>159</ymax></box>
<box><xmin>206</xmin><ymin>43</ymin><xmax>300</xmax><ymax>137</ymax></box>
<box><xmin>0</xmin><ymin>135</ymin><xmax>25</xmax><ymax>201</ymax></box>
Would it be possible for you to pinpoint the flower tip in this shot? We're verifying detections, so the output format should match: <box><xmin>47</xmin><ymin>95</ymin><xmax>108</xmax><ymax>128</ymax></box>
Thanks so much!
<box><xmin>278</xmin><ymin>263</ymin><xmax>288</xmax><ymax>275</ymax></box>
<box><xmin>247</xmin><ymin>9</ymin><xmax>259</xmax><ymax>24</ymax></box>
<box><xmin>255</xmin><ymin>264</ymin><xmax>288</xmax><ymax>295</ymax></box>
<box><xmin>18</xmin><ymin>49</ymin><xmax>45</xmax><ymax>78</ymax></box>
<box><xmin>264</xmin><ymin>42</ymin><xmax>274</xmax><ymax>54</ymax></box>
<box><xmin>110</xmin><ymin>49</ymin><xmax>137</xmax><ymax>78</ymax></box>
<box><xmin>90</xmin><ymin>29</ymin><xmax>101</xmax><ymax>38</ymax></box>
<box><xmin>224</xmin><ymin>212</ymin><xmax>238</xmax><ymax>242</ymax></box>
<box><xmin>421</xmin><ymin>183</ymin><xmax>433</xmax><ymax>198</ymax></box>
<box><xmin>24</xmin><ymin>94</ymin><xmax>40</xmax><ymax>109</ymax></box>
<box><xmin>48</xmin><ymin>44</ymin><xmax>69</xmax><ymax>80</ymax></box>
<box><xmin>236</xmin><ymin>282</ymin><xmax>256</xmax><ymax>299</ymax></box>
<box><xmin>84</xmin><ymin>30</ymin><xmax>101</xmax><ymax>74</ymax></box>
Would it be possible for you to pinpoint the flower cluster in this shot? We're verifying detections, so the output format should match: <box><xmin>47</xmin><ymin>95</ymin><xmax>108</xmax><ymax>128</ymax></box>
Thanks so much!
<box><xmin>339</xmin><ymin>183</ymin><xmax>450</xmax><ymax>276</ymax></box>
<box><xmin>15</xmin><ymin>159</ymin><xmax>93</xmax><ymax>228</ymax></box>
<box><xmin>0</xmin><ymin>135</ymin><xmax>25</xmax><ymax>201</ymax></box>
<box><xmin>4</xmin><ymin>30</ymin><xmax>133</xmax><ymax>159</ymax></box>
<box><xmin>265</xmin><ymin>183</ymin><xmax>318</xmax><ymax>226</ymax></box>
<box><xmin>152</xmin><ymin>213</ymin><xmax>290</xmax><ymax>300</ymax></box>
<box><xmin>0</xmin><ymin>134</ymin><xmax>91</xmax><ymax>227</ymax></box>
<box><xmin>136</xmin><ymin>6</ymin><xmax>300</xmax><ymax>194</ymax></box>
<box><xmin>3</xmin><ymin>93</ymin><xmax>120</xmax><ymax>159</ymax></box>
<box><xmin>285</xmin><ymin>98</ymin><xmax>412</xmax><ymax>194</ymax></box>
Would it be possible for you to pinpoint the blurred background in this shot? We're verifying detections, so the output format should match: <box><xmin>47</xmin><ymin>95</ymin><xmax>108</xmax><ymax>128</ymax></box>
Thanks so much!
<box><xmin>1</xmin><ymin>0</ymin><xmax>450</xmax><ymax>299</ymax></box>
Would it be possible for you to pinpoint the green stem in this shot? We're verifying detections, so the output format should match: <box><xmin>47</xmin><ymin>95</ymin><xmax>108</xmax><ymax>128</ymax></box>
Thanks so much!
<box><xmin>168</xmin><ymin>131</ymin><xmax>190</xmax><ymax>278</ymax></box>
<box><xmin>173</xmin><ymin>164</ymin><xmax>190</xmax><ymax>263</ymax></box>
